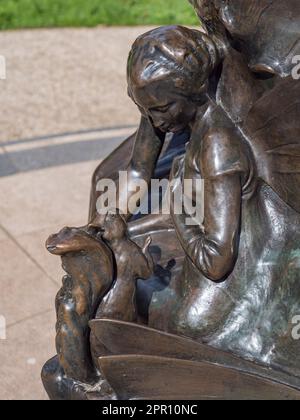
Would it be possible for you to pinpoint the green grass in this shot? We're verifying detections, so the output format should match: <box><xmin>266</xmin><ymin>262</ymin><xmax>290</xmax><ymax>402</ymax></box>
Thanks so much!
<box><xmin>0</xmin><ymin>0</ymin><xmax>199</xmax><ymax>30</ymax></box>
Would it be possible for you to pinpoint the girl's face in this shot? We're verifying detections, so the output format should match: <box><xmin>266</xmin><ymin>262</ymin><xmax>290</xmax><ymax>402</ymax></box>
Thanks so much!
<box><xmin>129</xmin><ymin>80</ymin><xmax>199</xmax><ymax>134</ymax></box>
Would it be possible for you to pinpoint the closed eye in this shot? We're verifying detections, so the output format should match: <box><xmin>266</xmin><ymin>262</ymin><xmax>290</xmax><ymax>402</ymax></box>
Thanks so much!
<box><xmin>150</xmin><ymin>102</ymin><xmax>174</xmax><ymax>113</ymax></box>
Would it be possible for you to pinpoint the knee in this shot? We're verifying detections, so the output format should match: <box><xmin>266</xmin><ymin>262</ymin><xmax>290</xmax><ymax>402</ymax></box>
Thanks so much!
<box><xmin>41</xmin><ymin>356</ymin><xmax>65</xmax><ymax>400</ymax></box>
<box><xmin>168</xmin><ymin>292</ymin><xmax>232</xmax><ymax>341</ymax></box>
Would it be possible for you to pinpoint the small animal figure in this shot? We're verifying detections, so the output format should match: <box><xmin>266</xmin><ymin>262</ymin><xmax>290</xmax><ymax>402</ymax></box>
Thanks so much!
<box><xmin>46</xmin><ymin>226</ymin><xmax>114</xmax><ymax>383</ymax></box>
<box><xmin>97</xmin><ymin>211</ymin><xmax>154</xmax><ymax>322</ymax></box>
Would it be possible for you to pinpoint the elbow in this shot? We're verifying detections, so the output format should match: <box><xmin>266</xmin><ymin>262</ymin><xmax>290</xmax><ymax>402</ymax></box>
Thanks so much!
<box><xmin>202</xmin><ymin>265</ymin><xmax>233</xmax><ymax>283</ymax></box>
<box><xmin>195</xmin><ymin>242</ymin><xmax>237</xmax><ymax>283</ymax></box>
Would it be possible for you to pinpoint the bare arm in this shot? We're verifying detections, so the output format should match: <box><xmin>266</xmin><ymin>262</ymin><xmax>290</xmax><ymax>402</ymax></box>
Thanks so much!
<box><xmin>89</xmin><ymin>116</ymin><xmax>165</xmax><ymax>224</ymax></box>
<box><xmin>173</xmin><ymin>175</ymin><xmax>242</xmax><ymax>282</ymax></box>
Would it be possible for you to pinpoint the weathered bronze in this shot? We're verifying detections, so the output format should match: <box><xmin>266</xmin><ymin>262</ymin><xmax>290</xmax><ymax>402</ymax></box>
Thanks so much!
<box><xmin>42</xmin><ymin>0</ymin><xmax>300</xmax><ymax>400</ymax></box>
<box><xmin>42</xmin><ymin>227</ymin><xmax>114</xmax><ymax>398</ymax></box>
<box><xmin>189</xmin><ymin>0</ymin><xmax>300</xmax><ymax>77</ymax></box>
<box><xmin>96</xmin><ymin>212</ymin><xmax>154</xmax><ymax>323</ymax></box>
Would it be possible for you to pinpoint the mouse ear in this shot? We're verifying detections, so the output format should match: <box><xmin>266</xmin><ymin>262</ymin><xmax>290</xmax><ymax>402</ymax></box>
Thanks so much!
<box><xmin>117</xmin><ymin>212</ymin><xmax>127</xmax><ymax>227</ymax></box>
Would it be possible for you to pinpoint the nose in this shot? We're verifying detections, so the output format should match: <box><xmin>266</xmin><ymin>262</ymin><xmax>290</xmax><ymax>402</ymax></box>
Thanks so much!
<box><xmin>151</xmin><ymin>116</ymin><xmax>167</xmax><ymax>130</ymax></box>
<box><xmin>45</xmin><ymin>234</ymin><xmax>59</xmax><ymax>254</ymax></box>
<box><xmin>148</xmin><ymin>111</ymin><xmax>165</xmax><ymax>128</ymax></box>
<box><xmin>154</xmin><ymin>122</ymin><xmax>165</xmax><ymax>130</ymax></box>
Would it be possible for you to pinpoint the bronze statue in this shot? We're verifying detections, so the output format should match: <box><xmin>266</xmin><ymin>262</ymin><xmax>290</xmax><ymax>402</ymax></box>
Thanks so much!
<box><xmin>42</xmin><ymin>0</ymin><xmax>300</xmax><ymax>400</ymax></box>
<box><xmin>42</xmin><ymin>227</ymin><xmax>114</xmax><ymax>398</ymax></box>
<box><xmin>189</xmin><ymin>0</ymin><xmax>300</xmax><ymax>77</ymax></box>
<box><xmin>96</xmin><ymin>211</ymin><xmax>154</xmax><ymax>323</ymax></box>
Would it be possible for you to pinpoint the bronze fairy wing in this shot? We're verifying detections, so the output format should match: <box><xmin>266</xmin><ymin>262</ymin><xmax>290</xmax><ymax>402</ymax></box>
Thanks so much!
<box><xmin>98</xmin><ymin>355</ymin><xmax>300</xmax><ymax>400</ymax></box>
<box><xmin>244</xmin><ymin>76</ymin><xmax>300</xmax><ymax>214</ymax></box>
<box><xmin>189</xmin><ymin>0</ymin><xmax>300</xmax><ymax>77</ymax></box>
<box><xmin>90</xmin><ymin>319</ymin><xmax>300</xmax><ymax>392</ymax></box>
<box><xmin>212</xmin><ymin>43</ymin><xmax>300</xmax><ymax>214</ymax></box>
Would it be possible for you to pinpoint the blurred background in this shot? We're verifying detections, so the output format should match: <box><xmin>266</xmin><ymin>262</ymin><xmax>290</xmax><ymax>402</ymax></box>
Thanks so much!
<box><xmin>0</xmin><ymin>0</ymin><xmax>199</xmax><ymax>400</ymax></box>
<box><xmin>0</xmin><ymin>0</ymin><xmax>198</xmax><ymax>29</ymax></box>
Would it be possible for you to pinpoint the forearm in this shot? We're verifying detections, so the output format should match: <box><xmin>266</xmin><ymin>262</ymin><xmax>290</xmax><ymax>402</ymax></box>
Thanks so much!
<box><xmin>89</xmin><ymin>132</ymin><xmax>136</xmax><ymax>222</ymax></box>
<box><xmin>117</xmin><ymin>163</ymin><xmax>151</xmax><ymax>221</ymax></box>
<box><xmin>90</xmin><ymin>116</ymin><xmax>165</xmax><ymax>224</ymax></box>
<box><xmin>172</xmin><ymin>175</ymin><xmax>242</xmax><ymax>282</ymax></box>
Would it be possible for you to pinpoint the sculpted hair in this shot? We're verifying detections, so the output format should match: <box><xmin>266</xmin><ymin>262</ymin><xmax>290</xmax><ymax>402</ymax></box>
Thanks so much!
<box><xmin>127</xmin><ymin>25</ymin><xmax>219</xmax><ymax>101</ymax></box>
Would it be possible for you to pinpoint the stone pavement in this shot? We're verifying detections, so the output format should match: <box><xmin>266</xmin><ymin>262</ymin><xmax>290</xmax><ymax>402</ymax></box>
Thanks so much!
<box><xmin>0</xmin><ymin>26</ymin><xmax>149</xmax><ymax>142</ymax></box>
<box><xmin>0</xmin><ymin>125</ymin><xmax>136</xmax><ymax>400</ymax></box>
<box><xmin>0</xmin><ymin>26</ymin><xmax>145</xmax><ymax>400</ymax></box>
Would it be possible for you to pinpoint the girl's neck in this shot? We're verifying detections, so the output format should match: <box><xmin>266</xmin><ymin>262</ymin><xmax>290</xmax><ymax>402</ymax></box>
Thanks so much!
<box><xmin>190</xmin><ymin>102</ymin><xmax>210</xmax><ymax>131</ymax></box>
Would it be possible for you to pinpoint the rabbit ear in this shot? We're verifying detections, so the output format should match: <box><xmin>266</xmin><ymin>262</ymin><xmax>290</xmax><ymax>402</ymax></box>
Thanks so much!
<box><xmin>103</xmin><ymin>211</ymin><xmax>110</xmax><ymax>223</ymax></box>
<box><xmin>119</xmin><ymin>212</ymin><xmax>127</xmax><ymax>224</ymax></box>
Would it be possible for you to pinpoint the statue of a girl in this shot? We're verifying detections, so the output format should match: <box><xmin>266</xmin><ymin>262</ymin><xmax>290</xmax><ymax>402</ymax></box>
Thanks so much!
<box><xmin>91</xmin><ymin>25</ymin><xmax>300</xmax><ymax>375</ymax></box>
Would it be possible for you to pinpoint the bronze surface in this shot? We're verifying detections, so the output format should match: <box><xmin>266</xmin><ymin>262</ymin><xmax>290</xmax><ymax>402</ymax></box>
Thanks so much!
<box><xmin>43</xmin><ymin>1</ymin><xmax>300</xmax><ymax>400</ymax></box>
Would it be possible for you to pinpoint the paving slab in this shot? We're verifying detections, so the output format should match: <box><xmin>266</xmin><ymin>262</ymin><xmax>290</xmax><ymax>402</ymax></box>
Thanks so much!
<box><xmin>0</xmin><ymin>159</ymin><xmax>100</xmax><ymax>236</ymax></box>
<box><xmin>0</xmin><ymin>310</ymin><xmax>56</xmax><ymax>400</ymax></box>
<box><xmin>0</xmin><ymin>225</ymin><xmax>9</xmax><ymax>241</ymax></box>
<box><xmin>16</xmin><ymin>227</ymin><xmax>66</xmax><ymax>287</ymax></box>
<box><xmin>0</xmin><ymin>126</ymin><xmax>131</xmax><ymax>236</ymax></box>
<box><xmin>0</xmin><ymin>152</ymin><xmax>18</xmax><ymax>177</ymax></box>
<box><xmin>2</xmin><ymin>130</ymin><xmax>130</xmax><ymax>176</ymax></box>
<box><xmin>0</xmin><ymin>234</ymin><xmax>58</xmax><ymax>326</ymax></box>
<box><xmin>0</xmin><ymin>26</ymin><xmax>149</xmax><ymax>142</ymax></box>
